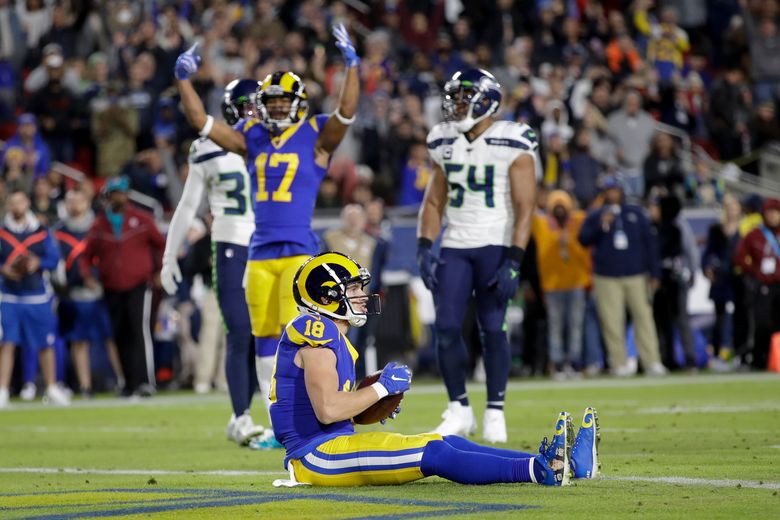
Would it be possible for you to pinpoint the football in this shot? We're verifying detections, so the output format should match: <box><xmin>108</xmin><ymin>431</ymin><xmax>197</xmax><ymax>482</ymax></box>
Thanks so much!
<box><xmin>353</xmin><ymin>371</ymin><xmax>404</xmax><ymax>425</ymax></box>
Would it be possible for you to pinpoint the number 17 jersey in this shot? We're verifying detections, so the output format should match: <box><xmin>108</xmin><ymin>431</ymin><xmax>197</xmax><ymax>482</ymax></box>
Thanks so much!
<box><xmin>239</xmin><ymin>114</ymin><xmax>330</xmax><ymax>261</ymax></box>
<box><xmin>426</xmin><ymin>120</ymin><xmax>539</xmax><ymax>249</ymax></box>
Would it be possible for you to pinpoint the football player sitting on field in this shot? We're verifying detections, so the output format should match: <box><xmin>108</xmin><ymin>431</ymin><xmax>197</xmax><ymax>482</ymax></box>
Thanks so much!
<box><xmin>268</xmin><ymin>251</ymin><xmax>600</xmax><ymax>487</ymax></box>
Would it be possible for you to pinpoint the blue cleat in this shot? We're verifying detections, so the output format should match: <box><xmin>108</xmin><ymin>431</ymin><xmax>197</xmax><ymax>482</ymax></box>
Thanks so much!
<box><xmin>534</xmin><ymin>411</ymin><xmax>573</xmax><ymax>486</ymax></box>
<box><xmin>248</xmin><ymin>429</ymin><xmax>284</xmax><ymax>450</ymax></box>
<box><xmin>571</xmin><ymin>407</ymin><xmax>600</xmax><ymax>479</ymax></box>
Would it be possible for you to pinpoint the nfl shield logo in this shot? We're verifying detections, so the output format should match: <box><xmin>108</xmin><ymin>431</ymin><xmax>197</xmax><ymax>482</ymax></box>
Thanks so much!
<box><xmin>442</xmin><ymin>146</ymin><xmax>453</xmax><ymax>159</ymax></box>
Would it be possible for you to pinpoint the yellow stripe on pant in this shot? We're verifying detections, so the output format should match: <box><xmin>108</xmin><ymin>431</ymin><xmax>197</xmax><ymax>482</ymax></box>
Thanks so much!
<box><xmin>245</xmin><ymin>255</ymin><xmax>309</xmax><ymax>337</ymax></box>
<box><xmin>290</xmin><ymin>432</ymin><xmax>442</xmax><ymax>486</ymax></box>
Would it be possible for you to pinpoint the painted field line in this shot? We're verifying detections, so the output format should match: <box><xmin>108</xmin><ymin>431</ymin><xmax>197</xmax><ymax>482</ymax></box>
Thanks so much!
<box><xmin>606</xmin><ymin>475</ymin><xmax>780</xmax><ymax>490</ymax></box>
<box><xmin>608</xmin><ymin>401</ymin><xmax>780</xmax><ymax>416</ymax></box>
<box><xmin>0</xmin><ymin>467</ymin><xmax>286</xmax><ymax>477</ymax></box>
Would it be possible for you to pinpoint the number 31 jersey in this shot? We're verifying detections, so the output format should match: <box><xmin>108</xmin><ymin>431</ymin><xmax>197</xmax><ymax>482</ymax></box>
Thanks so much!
<box><xmin>188</xmin><ymin>137</ymin><xmax>254</xmax><ymax>246</ymax></box>
<box><xmin>426</xmin><ymin>120</ymin><xmax>539</xmax><ymax>249</ymax></box>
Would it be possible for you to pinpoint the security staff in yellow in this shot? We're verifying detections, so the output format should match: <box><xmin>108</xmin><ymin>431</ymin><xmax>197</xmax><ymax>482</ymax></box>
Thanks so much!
<box><xmin>175</xmin><ymin>24</ymin><xmax>360</xmax><ymax>440</ymax></box>
<box><xmin>269</xmin><ymin>251</ymin><xmax>601</xmax><ymax>487</ymax></box>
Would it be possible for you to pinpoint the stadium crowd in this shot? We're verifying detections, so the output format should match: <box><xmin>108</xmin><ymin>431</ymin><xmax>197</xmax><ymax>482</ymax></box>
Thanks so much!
<box><xmin>1</xmin><ymin>0</ymin><xmax>780</xmax><ymax>404</ymax></box>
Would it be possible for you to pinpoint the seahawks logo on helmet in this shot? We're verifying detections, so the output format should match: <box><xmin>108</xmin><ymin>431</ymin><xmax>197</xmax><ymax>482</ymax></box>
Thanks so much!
<box><xmin>442</xmin><ymin>68</ymin><xmax>502</xmax><ymax>133</ymax></box>
<box><xmin>293</xmin><ymin>252</ymin><xmax>381</xmax><ymax>327</ymax></box>
<box><xmin>256</xmin><ymin>71</ymin><xmax>309</xmax><ymax>134</ymax></box>
<box><xmin>221</xmin><ymin>78</ymin><xmax>260</xmax><ymax>126</ymax></box>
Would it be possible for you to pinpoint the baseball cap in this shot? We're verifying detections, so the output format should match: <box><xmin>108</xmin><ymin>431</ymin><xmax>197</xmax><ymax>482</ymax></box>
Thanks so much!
<box><xmin>18</xmin><ymin>113</ymin><xmax>36</xmax><ymax>125</ymax></box>
<box><xmin>600</xmin><ymin>175</ymin><xmax>623</xmax><ymax>191</ymax></box>
<box><xmin>104</xmin><ymin>175</ymin><xmax>130</xmax><ymax>193</ymax></box>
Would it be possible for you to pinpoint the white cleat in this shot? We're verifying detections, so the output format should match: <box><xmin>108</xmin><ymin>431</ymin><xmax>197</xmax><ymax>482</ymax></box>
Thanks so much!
<box><xmin>20</xmin><ymin>383</ymin><xmax>37</xmax><ymax>401</ymax></box>
<box><xmin>431</xmin><ymin>402</ymin><xmax>477</xmax><ymax>437</ymax></box>
<box><xmin>646</xmin><ymin>362</ymin><xmax>668</xmax><ymax>377</ymax></box>
<box><xmin>0</xmin><ymin>387</ymin><xmax>9</xmax><ymax>408</ymax></box>
<box><xmin>228</xmin><ymin>413</ymin><xmax>265</xmax><ymax>446</ymax></box>
<box><xmin>43</xmin><ymin>385</ymin><xmax>71</xmax><ymax>406</ymax></box>
<box><xmin>482</xmin><ymin>408</ymin><xmax>508</xmax><ymax>444</ymax></box>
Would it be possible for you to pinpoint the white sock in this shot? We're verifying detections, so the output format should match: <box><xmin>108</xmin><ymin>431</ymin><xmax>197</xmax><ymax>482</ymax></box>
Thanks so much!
<box><xmin>256</xmin><ymin>355</ymin><xmax>275</xmax><ymax>422</ymax></box>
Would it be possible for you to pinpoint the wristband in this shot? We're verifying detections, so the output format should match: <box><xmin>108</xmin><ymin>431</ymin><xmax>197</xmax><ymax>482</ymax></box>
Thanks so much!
<box><xmin>370</xmin><ymin>382</ymin><xmax>389</xmax><ymax>399</ymax></box>
<box><xmin>508</xmin><ymin>246</ymin><xmax>525</xmax><ymax>264</ymax></box>
<box><xmin>198</xmin><ymin>115</ymin><xmax>214</xmax><ymax>137</ymax></box>
<box><xmin>417</xmin><ymin>237</ymin><xmax>433</xmax><ymax>250</ymax></box>
<box><xmin>334</xmin><ymin>109</ymin><xmax>356</xmax><ymax>125</ymax></box>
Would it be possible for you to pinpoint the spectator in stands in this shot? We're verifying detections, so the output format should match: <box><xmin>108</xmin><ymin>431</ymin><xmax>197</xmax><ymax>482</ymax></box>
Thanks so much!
<box><xmin>17</xmin><ymin>0</ymin><xmax>51</xmax><ymax>61</ymax></box>
<box><xmin>0</xmin><ymin>113</ymin><xmax>51</xmax><ymax>181</ymax></box>
<box><xmin>641</xmin><ymin>5</ymin><xmax>690</xmax><ymax>84</ymax></box>
<box><xmin>23</xmin><ymin>42</ymin><xmax>79</xmax><ymax>95</ymax></box>
<box><xmin>607</xmin><ymin>90</ymin><xmax>657</xmax><ymax>198</ymax></box>
<box><xmin>708</xmin><ymin>65</ymin><xmax>752</xmax><ymax>161</ymax></box>
<box><xmin>650</xmin><ymin>195</ymin><xmax>699</xmax><ymax>371</ymax></box>
<box><xmin>703</xmin><ymin>193</ymin><xmax>742</xmax><ymax>367</ymax></box>
<box><xmin>749</xmin><ymin>100</ymin><xmax>780</xmax><ymax>151</ymax></box>
<box><xmin>397</xmin><ymin>141</ymin><xmax>432</xmax><ymax>207</ymax></box>
<box><xmin>532</xmin><ymin>190</ymin><xmax>591</xmax><ymax>379</ymax></box>
<box><xmin>28</xmin><ymin>49</ymin><xmax>77</xmax><ymax>164</ymax></box>
<box><xmin>578</xmin><ymin>176</ymin><xmax>665</xmax><ymax>377</ymax></box>
<box><xmin>740</xmin><ymin>0</ymin><xmax>780</xmax><ymax>104</ymax></box>
<box><xmin>569</xmin><ymin>127</ymin><xmax>604</xmax><ymax>209</ymax></box>
<box><xmin>80</xmin><ymin>176</ymin><xmax>164</xmax><ymax>397</ymax></box>
<box><xmin>90</xmin><ymin>81</ymin><xmax>138</xmax><ymax>178</ymax></box>
<box><xmin>643</xmin><ymin>132</ymin><xmax>687</xmax><ymax>199</ymax></box>
<box><xmin>734</xmin><ymin>198</ymin><xmax>780</xmax><ymax>370</ymax></box>
<box><xmin>30</xmin><ymin>176</ymin><xmax>57</xmax><ymax>226</ymax></box>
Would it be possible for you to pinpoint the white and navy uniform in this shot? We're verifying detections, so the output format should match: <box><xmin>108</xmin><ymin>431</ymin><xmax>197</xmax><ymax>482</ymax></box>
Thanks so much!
<box><xmin>163</xmin><ymin>137</ymin><xmax>256</xmax><ymax>416</ymax></box>
<box><xmin>425</xmin><ymin>119</ymin><xmax>539</xmax><ymax>328</ymax></box>
<box><xmin>427</xmin><ymin>120</ymin><xmax>540</xmax><ymax>250</ymax></box>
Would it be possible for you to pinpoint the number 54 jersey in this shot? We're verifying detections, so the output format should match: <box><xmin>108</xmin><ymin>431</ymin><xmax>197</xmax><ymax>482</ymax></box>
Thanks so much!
<box><xmin>239</xmin><ymin>114</ymin><xmax>331</xmax><ymax>261</ymax></box>
<box><xmin>426</xmin><ymin>120</ymin><xmax>540</xmax><ymax>249</ymax></box>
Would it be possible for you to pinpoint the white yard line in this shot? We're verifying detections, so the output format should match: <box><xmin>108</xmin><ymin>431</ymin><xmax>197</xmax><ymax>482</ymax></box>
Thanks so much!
<box><xmin>0</xmin><ymin>468</ymin><xmax>777</xmax><ymax>490</ymax></box>
<box><xmin>605</xmin><ymin>475</ymin><xmax>780</xmax><ymax>490</ymax></box>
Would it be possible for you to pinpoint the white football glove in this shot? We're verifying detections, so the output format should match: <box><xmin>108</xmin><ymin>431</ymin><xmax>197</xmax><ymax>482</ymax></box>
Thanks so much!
<box><xmin>161</xmin><ymin>258</ymin><xmax>182</xmax><ymax>295</ymax></box>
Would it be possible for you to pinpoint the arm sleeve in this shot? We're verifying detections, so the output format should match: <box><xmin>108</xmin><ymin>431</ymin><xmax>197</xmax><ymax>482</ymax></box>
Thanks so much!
<box><xmin>40</xmin><ymin>230</ymin><xmax>61</xmax><ymax>271</ymax></box>
<box><xmin>162</xmin><ymin>161</ymin><xmax>206</xmax><ymax>261</ymax></box>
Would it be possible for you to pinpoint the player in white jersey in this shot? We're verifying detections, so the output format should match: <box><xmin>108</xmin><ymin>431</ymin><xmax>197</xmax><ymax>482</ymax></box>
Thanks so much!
<box><xmin>161</xmin><ymin>79</ymin><xmax>268</xmax><ymax>446</ymax></box>
<box><xmin>417</xmin><ymin>69</ymin><xmax>538</xmax><ymax>443</ymax></box>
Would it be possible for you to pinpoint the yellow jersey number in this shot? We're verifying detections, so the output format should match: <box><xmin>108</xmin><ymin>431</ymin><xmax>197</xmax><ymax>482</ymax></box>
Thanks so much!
<box><xmin>304</xmin><ymin>319</ymin><xmax>325</xmax><ymax>338</ymax></box>
<box><xmin>255</xmin><ymin>152</ymin><xmax>299</xmax><ymax>202</ymax></box>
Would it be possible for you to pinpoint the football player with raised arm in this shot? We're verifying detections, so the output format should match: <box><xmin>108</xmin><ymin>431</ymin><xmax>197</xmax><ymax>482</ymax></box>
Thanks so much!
<box><xmin>268</xmin><ymin>251</ymin><xmax>599</xmax><ymax>487</ymax></box>
<box><xmin>174</xmin><ymin>24</ymin><xmax>360</xmax><ymax>449</ymax></box>
<box><xmin>161</xmin><ymin>79</ymin><xmax>267</xmax><ymax>447</ymax></box>
<box><xmin>417</xmin><ymin>69</ymin><xmax>539</xmax><ymax>443</ymax></box>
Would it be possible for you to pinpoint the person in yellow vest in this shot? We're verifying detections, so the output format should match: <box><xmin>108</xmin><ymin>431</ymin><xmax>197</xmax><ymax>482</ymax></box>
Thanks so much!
<box><xmin>532</xmin><ymin>190</ymin><xmax>592</xmax><ymax>379</ymax></box>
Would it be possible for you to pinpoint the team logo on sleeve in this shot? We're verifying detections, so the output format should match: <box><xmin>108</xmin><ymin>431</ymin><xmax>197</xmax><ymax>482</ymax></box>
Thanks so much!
<box><xmin>442</xmin><ymin>146</ymin><xmax>453</xmax><ymax>160</ymax></box>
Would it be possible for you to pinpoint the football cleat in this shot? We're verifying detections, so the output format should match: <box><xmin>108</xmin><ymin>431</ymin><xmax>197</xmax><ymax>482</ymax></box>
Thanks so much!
<box><xmin>482</xmin><ymin>408</ymin><xmax>507</xmax><ymax>444</ymax></box>
<box><xmin>19</xmin><ymin>382</ymin><xmax>36</xmax><ymax>401</ymax></box>
<box><xmin>227</xmin><ymin>414</ymin><xmax>265</xmax><ymax>446</ymax></box>
<box><xmin>431</xmin><ymin>401</ymin><xmax>477</xmax><ymax>437</ymax></box>
<box><xmin>43</xmin><ymin>385</ymin><xmax>71</xmax><ymax>407</ymax></box>
<box><xmin>534</xmin><ymin>411</ymin><xmax>573</xmax><ymax>486</ymax></box>
<box><xmin>571</xmin><ymin>407</ymin><xmax>601</xmax><ymax>479</ymax></box>
<box><xmin>248</xmin><ymin>429</ymin><xmax>284</xmax><ymax>450</ymax></box>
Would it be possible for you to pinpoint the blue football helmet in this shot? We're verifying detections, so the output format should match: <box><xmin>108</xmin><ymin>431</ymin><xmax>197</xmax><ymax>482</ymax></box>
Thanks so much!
<box><xmin>221</xmin><ymin>78</ymin><xmax>260</xmax><ymax>126</ymax></box>
<box><xmin>442</xmin><ymin>68</ymin><xmax>502</xmax><ymax>133</ymax></box>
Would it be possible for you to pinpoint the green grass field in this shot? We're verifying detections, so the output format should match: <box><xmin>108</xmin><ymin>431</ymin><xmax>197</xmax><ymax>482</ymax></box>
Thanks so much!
<box><xmin>1</xmin><ymin>373</ymin><xmax>779</xmax><ymax>519</ymax></box>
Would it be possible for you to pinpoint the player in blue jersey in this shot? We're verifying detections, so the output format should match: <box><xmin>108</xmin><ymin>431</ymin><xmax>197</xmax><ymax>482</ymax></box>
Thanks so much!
<box><xmin>0</xmin><ymin>190</ymin><xmax>70</xmax><ymax>408</ymax></box>
<box><xmin>267</xmin><ymin>251</ymin><xmax>600</xmax><ymax>487</ymax></box>
<box><xmin>174</xmin><ymin>25</ymin><xmax>360</xmax><ymax>439</ymax></box>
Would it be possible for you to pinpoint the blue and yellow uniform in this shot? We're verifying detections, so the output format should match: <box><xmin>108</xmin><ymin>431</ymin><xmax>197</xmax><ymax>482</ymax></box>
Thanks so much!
<box><xmin>270</xmin><ymin>313</ymin><xmax>441</xmax><ymax>486</ymax></box>
<box><xmin>239</xmin><ymin>113</ymin><xmax>331</xmax><ymax>339</ymax></box>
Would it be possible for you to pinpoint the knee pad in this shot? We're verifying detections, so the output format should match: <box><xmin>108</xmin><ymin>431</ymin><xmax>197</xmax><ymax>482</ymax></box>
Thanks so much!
<box><xmin>420</xmin><ymin>439</ymin><xmax>454</xmax><ymax>477</ymax></box>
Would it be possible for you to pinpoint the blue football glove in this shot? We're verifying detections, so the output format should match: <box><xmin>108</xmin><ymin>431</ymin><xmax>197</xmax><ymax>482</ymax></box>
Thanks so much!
<box><xmin>333</xmin><ymin>23</ymin><xmax>360</xmax><ymax>68</ymax></box>
<box><xmin>380</xmin><ymin>404</ymin><xmax>402</xmax><ymax>425</ymax></box>
<box><xmin>376</xmin><ymin>362</ymin><xmax>412</xmax><ymax>395</ymax></box>
<box><xmin>488</xmin><ymin>258</ymin><xmax>522</xmax><ymax>302</ymax></box>
<box><xmin>174</xmin><ymin>42</ymin><xmax>201</xmax><ymax>80</ymax></box>
<box><xmin>416</xmin><ymin>240</ymin><xmax>444</xmax><ymax>291</ymax></box>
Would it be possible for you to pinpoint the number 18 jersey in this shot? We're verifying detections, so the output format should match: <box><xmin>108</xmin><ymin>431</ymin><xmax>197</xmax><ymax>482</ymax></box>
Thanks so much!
<box><xmin>426</xmin><ymin>120</ymin><xmax>539</xmax><ymax>249</ymax></box>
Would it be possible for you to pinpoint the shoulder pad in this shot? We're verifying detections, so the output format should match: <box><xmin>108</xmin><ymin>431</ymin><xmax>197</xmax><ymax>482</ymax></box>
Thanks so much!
<box><xmin>426</xmin><ymin>123</ymin><xmax>457</xmax><ymax>150</ymax></box>
<box><xmin>285</xmin><ymin>314</ymin><xmax>339</xmax><ymax>348</ymax></box>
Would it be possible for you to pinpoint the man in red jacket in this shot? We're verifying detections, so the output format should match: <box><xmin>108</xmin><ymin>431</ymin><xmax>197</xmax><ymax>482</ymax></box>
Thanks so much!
<box><xmin>81</xmin><ymin>176</ymin><xmax>164</xmax><ymax>396</ymax></box>
<box><xmin>734</xmin><ymin>198</ymin><xmax>780</xmax><ymax>370</ymax></box>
